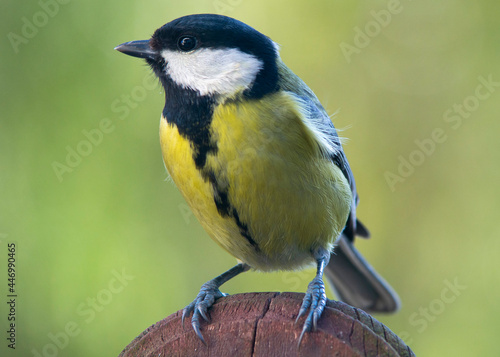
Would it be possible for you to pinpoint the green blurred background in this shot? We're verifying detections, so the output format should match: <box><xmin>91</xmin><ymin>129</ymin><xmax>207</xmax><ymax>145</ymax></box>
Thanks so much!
<box><xmin>1</xmin><ymin>0</ymin><xmax>499</xmax><ymax>356</ymax></box>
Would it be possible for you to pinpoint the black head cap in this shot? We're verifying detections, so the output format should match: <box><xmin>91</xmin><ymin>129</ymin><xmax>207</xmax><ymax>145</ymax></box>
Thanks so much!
<box><xmin>151</xmin><ymin>14</ymin><xmax>275</xmax><ymax>56</ymax></box>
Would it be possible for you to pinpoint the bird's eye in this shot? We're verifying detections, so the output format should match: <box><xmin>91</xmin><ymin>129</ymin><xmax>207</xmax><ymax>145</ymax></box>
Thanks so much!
<box><xmin>177</xmin><ymin>36</ymin><xmax>197</xmax><ymax>52</ymax></box>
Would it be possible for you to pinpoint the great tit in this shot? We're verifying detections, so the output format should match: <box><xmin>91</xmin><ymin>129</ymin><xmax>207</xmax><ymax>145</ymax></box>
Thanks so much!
<box><xmin>115</xmin><ymin>14</ymin><xmax>400</xmax><ymax>343</ymax></box>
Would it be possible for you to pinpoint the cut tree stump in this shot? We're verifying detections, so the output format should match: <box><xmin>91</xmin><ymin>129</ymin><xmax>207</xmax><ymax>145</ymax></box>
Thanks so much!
<box><xmin>119</xmin><ymin>292</ymin><xmax>415</xmax><ymax>357</ymax></box>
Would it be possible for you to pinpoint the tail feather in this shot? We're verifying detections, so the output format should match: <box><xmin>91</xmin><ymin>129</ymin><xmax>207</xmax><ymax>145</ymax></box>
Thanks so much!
<box><xmin>325</xmin><ymin>235</ymin><xmax>400</xmax><ymax>313</ymax></box>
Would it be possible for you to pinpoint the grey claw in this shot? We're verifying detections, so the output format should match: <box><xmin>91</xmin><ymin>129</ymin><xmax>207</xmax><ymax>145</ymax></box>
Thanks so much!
<box><xmin>297</xmin><ymin>276</ymin><xmax>327</xmax><ymax>346</ymax></box>
<box><xmin>296</xmin><ymin>293</ymin><xmax>312</xmax><ymax>324</ymax></box>
<box><xmin>192</xmin><ymin>317</ymin><xmax>206</xmax><ymax>345</ymax></box>
<box><xmin>181</xmin><ymin>283</ymin><xmax>227</xmax><ymax>343</ymax></box>
<box><xmin>197</xmin><ymin>304</ymin><xmax>210</xmax><ymax>322</ymax></box>
<box><xmin>182</xmin><ymin>302</ymin><xmax>195</xmax><ymax>329</ymax></box>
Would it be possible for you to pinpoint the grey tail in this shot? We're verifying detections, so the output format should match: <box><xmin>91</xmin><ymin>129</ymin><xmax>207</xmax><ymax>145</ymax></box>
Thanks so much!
<box><xmin>325</xmin><ymin>234</ymin><xmax>400</xmax><ymax>313</ymax></box>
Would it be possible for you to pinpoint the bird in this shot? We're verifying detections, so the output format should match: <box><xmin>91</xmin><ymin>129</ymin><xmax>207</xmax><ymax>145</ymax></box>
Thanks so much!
<box><xmin>115</xmin><ymin>13</ymin><xmax>400</xmax><ymax>344</ymax></box>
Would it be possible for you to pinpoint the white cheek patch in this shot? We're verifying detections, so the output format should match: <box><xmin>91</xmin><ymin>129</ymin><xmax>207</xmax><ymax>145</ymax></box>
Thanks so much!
<box><xmin>161</xmin><ymin>48</ymin><xmax>264</xmax><ymax>97</ymax></box>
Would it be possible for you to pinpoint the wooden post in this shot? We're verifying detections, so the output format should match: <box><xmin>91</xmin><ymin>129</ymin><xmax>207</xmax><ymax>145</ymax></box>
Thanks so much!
<box><xmin>119</xmin><ymin>292</ymin><xmax>415</xmax><ymax>356</ymax></box>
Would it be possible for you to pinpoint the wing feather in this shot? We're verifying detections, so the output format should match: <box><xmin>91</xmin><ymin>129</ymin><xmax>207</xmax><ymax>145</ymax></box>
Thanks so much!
<box><xmin>276</xmin><ymin>59</ymin><xmax>368</xmax><ymax>240</ymax></box>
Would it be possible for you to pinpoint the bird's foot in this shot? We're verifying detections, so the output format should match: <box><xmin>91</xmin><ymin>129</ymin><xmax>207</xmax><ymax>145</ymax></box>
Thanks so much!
<box><xmin>296</xmin><ymin>276</ymin><xmax>328</xmax><ymax>345</ymax></box>
<box><xmin>182</xmin><ymin>281</ymin><xmax>227</xmax><ymax>344</ymax></box>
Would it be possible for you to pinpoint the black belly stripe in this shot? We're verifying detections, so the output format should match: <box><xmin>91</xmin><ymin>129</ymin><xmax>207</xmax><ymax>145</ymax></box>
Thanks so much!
<box><xmin>205</xmin><ymin>170</ymin><xmax>231</xmax><ymax>217</ymax></box>
<box><xmin>191</xmin><ymin>130</ymin><xmax>218</xmax><ymax>170</ymax></box>
<box><xmin>213</xmin><ymin>189</ymin><xmax>231</xmax><ymax>217</ymax></box>
<box><xmin>158</xmin><ymin>75</ymin><xmax>259</xmax><ymax>252</ymax></box>
<box><xmin>232</xmin><ymin>208</ymin><xmax>260</xmax><ymax>252</ymax></box>
<box><xmin>205</xmin><ymin>170</ymin><xmax>260</xmax><ymax>252</ymax></box>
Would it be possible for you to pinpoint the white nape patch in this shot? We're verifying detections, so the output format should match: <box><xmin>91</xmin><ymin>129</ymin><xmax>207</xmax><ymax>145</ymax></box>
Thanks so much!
<box><xmin>161</xmin><ymin>48</ymin><xmax>264</xmax><ymax>97</ymax></box>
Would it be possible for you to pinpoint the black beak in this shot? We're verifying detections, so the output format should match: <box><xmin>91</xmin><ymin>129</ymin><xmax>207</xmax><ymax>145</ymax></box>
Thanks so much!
<box><xmin>114</xmin><ymin>40</ymin><xmax>156</xmax><ymax>60</ymax></box>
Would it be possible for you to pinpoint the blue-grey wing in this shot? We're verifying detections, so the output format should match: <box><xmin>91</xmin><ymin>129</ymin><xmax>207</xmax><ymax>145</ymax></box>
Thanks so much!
<box><xmin>277</xmin><ymin>61</ymin><xmax>368</xmax><ymax>239</ymax></box>
<box><xmin>297</xmin><ymin>94</ymin><xmax>368</xmax><ymax>240</ymax></box>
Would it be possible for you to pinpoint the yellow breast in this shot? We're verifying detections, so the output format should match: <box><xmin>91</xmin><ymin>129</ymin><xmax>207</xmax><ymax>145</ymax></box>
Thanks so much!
<box><xmin>160</xmin><ymin>92</ymin><xmax>351</xmax><ymax>271</ymax></box>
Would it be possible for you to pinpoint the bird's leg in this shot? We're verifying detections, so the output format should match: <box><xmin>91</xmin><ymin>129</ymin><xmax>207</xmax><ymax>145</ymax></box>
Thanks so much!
<box><xmin>296</xmin><ymin>247</ymin><xmax>330</xmax><ymax>345</ymax></box>
<box><xmin>182</xmin><ymin>262</ymin><xmax>250</xmax><ymax>343</ymax></box>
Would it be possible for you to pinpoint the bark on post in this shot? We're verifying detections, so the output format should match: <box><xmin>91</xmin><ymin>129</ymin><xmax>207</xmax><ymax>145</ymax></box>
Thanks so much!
<box><xmin>119</xmin><ymin>292</ymin><xmax>415</xmax><ymax>356</ymax></box>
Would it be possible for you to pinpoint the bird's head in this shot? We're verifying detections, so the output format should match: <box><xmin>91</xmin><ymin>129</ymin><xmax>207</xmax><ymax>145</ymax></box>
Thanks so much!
<box><xmin>115</xmin><ymin>14</ymin><xmax>280</xmax><ymax>101</ymax></box>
